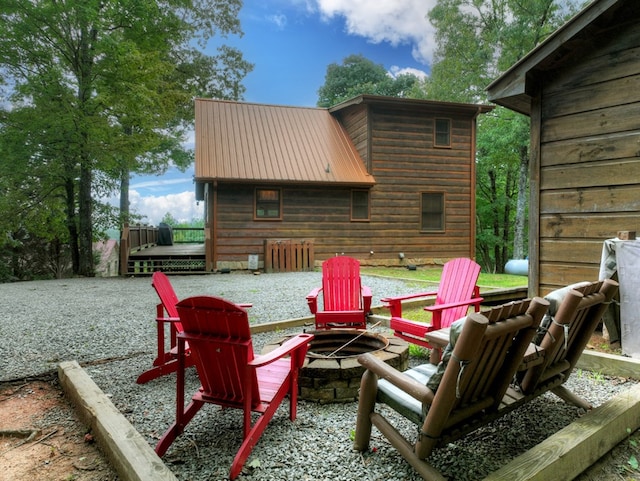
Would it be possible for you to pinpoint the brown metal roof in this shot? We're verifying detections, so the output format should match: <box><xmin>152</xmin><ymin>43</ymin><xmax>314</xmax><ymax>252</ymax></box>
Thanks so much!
<box><xmin>195</xmin><ymin>98</ymin><xmax>375</xmax><ymax>186</ymax></box>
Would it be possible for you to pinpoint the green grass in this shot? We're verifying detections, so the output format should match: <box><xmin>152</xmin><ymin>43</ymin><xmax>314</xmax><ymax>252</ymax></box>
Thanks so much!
<box><xmin>361</xmin><ymin>265</ymin><xmax>527</xmax><ymax>289</ymax></box>
<box><xmin>362</xmin><ymin>265</ymin><xmax>527</xmax><ymax>323</ymax></box>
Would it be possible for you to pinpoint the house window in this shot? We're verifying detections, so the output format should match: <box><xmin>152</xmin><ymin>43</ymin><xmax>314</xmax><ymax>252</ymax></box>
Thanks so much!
<box><xmin>434</xmin><ymin>118</ymin><xmax>451</xmax><ymax>147</ymax></box>
<box><xmin>255</xmin><ymin>188</ymin><xmax>281</xmax><ymax>220</ymax></box>
<box><xmin>421</xmin><ymin>192</ymin><xmax>445</xmax><ymax>231</ymax></box>
<box><xmin>351</xmin><ymin>190</ymin><xmax>370</xmax><ymax>221</ymax></box>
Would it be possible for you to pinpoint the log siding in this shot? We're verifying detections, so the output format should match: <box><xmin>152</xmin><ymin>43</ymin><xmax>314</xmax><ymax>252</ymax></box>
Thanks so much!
<box><xmin>535</xmin><ymin>7</ymin><xmax>640</xmax><ymax>292</ymax></box>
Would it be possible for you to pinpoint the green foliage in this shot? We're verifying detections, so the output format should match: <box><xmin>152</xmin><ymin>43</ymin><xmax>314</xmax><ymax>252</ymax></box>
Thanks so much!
<box><xmin>424</xmin><ymin>0</ymin><xmax>582</xmax><ymax>272</ymax></box>
<box><xmin>160</xmin><ymin>213</ymin><xmax>204</xmax><ymax>228</ymax></box>
<box><xmin>317</xmin><ymin>54</ymin><xmax>420</xmax><ymax>107</ymax></box>
<box><xmin>0</xmin><ymin>0</ymin><xmax>252</xmax><ymax>279</ymax></box>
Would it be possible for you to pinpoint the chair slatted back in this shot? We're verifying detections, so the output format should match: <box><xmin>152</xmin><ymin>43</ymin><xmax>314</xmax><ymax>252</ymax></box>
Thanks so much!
<box><xmin>417</xmin><ymin>297</ymin><xmax>548</xmax><ymax>456</ymax></box>
<box><xmin>454</xmin><ymin>299</ymin><xmax>537</xmax><ymax>409</ymax></box>
<box><xmin>436</xmin><ymin>258</ymin><xmax>481</xmax><ymax>328</ymax></box>
<box><xmin>176</xmin><ymin>296</ymin><xmax>260</xmax><ymax>409</ymax></box>
<box><xmin>520</xmin><ymin>279</ymin><xmax>618</xmax><ymax>393</ymax></box>
<box><xmin>322</xmin><ymin>256</ymin><xmax>363</xmax><ymax>311</ymax></box>
<box><xmin>152</xmin><ymin>271</ymin><xmax>182</xmax><ymax>327</ymax></box>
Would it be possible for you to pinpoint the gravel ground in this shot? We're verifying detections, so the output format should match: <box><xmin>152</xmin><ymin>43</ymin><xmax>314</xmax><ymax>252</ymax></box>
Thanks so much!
<box><xmin>1</xmin><ymin>272</ymin><xmax>637</xmax><ymax>481</ymax></box>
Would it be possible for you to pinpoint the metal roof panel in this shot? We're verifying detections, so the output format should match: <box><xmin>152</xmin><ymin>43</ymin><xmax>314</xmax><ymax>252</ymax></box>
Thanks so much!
<box><xmin>195</xmin><ymin>99</ymin><xmax>375</xmax><ymax>185</ymax></box>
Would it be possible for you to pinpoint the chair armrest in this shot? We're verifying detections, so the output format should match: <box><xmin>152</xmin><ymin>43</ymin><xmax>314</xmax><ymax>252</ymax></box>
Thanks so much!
<box><xmin>306</xmin><ymin>287</ymin><xmax>322</xmax><ymax>314</ymax></box>
<box><xmin>250</xmin><ymin>333</ymin><xmax>314</xmax><ymax>368</ymax></box>
<box><xmin>423</xmin><ymin>296</ymin><xmax>484</xmax><ymax>313</ymax></box>
<box><xmin>381</xmin><ymin>291</ymin><xmax>438</xmax><ymax>318</ymax></box>
<box><xmin>357</xmin><ymin>352</ymin><xmax>434</xmax><ymax>405</ymax></box>
<box><xmin>362</xmin><ymin>285</ymin><xmax>372</xmax><ymax>313</ymax></box>
<box><xmin>155</xmin><ymin>316</ymin><xmax>181</xmax><ymax>323</ymax></box>
<box><xmin>424</xmin><ymin>328</ymin><xmax>450</xmax><ymax>350</ymax></box>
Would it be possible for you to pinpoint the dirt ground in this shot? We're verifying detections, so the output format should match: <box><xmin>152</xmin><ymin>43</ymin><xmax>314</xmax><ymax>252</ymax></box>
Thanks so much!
<box><xmin>0</xmin><ymin>335</ymin><xmax>638</xmax><ymax>481</ymax></box>
<box><xmin>0</xmin><ymin>379</ymin><xmax>118</xmax><ymax>481</ymax></box>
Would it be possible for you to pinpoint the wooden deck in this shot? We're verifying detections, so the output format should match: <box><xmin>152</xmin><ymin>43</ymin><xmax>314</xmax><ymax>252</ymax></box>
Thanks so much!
<box><xmin>126</xmin><ymin>244</ymin><xmax>206</xmax><ymax>275</ymax></box>
<box><xmin>129</xmin><ymin>244</ymin><xmax>205</xmax><ymax>258</ymax></box>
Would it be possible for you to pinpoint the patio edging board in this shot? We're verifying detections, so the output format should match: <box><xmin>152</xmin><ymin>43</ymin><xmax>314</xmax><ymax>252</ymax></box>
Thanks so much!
<box><xmin>58</xmin><ymin>360</ymin><xmax>178</xmax><ymax>481</ymax></box>
<box><xmin>483</xmin><ymin>382</ymin><xmax>640</xmax><ymax>481</ymax></box>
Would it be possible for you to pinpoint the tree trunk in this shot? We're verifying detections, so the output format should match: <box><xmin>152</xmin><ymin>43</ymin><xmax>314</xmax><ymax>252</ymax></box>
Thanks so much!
<box><xmin>76</xmin><ymin>25</ymin><xmax>97</xmax><ymax>277</ymax></box>
<box><xmin>64</xmin><ymin>177</ymin><xmax>80</xmax><ymax>274</ymax></box>
<box><xmin>78</xmin><ymin>161</ymin><xmax>94</xmax><ymax>277</ymax></box>
<box><xmin>513</xmin><ymin>146</ymin><xmax>529</xmax><ymax>259</ymax></box>
<box><xmin>119</xmin><ymin>167</ymin><xmax>130</xmax><ymax>226</ymax></box>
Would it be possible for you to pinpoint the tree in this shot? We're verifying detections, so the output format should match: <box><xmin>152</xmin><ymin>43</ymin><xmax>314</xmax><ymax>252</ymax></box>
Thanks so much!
<box><xmin>426</xmin><ymin>0</ymin><xmax>581</xmax><ymax>271</ymax></box>
<box><xmin>317</xmin><ymin>54</ymin><xmax>419</xmax><ymax>107</ymax></box>
<box><xmin>0</xmin><ymin>0</ymin><xmax>252</xmax><ymax>278</ymax></box>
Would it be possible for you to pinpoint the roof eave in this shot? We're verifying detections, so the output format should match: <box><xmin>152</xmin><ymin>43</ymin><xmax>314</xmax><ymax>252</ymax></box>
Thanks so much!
<box><xmin>330</xmin><ymin>94</ymin><xmax>493</xmax><ymax>116</ymax></box>
<box><xmin>195</xmin><ymin>177</ymin><xmax>377</xmax><ymax>188</ymax></box>
<box><xmin>486</xmin><ymin>0</ymin><xmax>622</xmax><ymax>115</ymax></box>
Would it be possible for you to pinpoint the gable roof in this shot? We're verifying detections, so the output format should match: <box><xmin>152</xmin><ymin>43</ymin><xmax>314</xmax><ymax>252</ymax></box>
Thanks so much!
<box><xmin>486</xmin><ymin>0</ymin><xmax>633</xmax><ymax>115</ymax></box>
<box><xmin>195</xmin><ymin>98</ymin><xmax>375</xmax><ymax>186</ymax></box>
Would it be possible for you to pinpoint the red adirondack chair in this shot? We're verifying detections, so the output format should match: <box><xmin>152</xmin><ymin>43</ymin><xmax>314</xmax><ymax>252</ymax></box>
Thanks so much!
<box><xmin>136</xmin><ymin>272</ymin><xmax>252</xmax><ymax>384</ymax></box>
<box><xmin>136</xmin><ymin>272</ymin><xmax>188</xmax><ymax>384</ymax></box>
<box><xmin>155</xmin><ymin>295</ymin><xmax>313</xmax><ymax>480</ymax></box>
<box><xmin>381</xmin><ymin>258</ymin><xmax>483</xmax><ymax>360</ymax></box>
<box><xmin>306</xmin><ymin>256</ymin><xmax>372</xmax><ymax>329</ymax></box>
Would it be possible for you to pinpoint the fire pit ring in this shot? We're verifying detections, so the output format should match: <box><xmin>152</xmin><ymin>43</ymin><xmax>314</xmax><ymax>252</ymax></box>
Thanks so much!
<box><xmin>262</xmin><ymin>329</ymin><xmax>409</xmax><ymax>403</ymax></box>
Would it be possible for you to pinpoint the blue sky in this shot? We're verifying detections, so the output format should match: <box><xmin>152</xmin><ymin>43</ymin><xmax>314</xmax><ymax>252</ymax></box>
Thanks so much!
<box><xmin>127</xmin><ymin>0</ymin><xmax>436</xmax><ymax>226</ymax></box>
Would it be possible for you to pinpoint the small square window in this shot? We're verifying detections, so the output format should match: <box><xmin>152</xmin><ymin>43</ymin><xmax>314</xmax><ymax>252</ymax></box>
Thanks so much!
<box><xmin>255</xmin><ymin>188</ymin><xmax>281</xmax><ymax>220</ymax></box>
<box><xmin>421</xmin><ymin>192</ymin><xmax>444</xmax><ymax>231</ymax></box>
<box><xmin>351</xmin><ymin>190</ymin><xmax>370</xmax><ymax>221</ymax></box>
<box><xmin>435</xmin><ymin>118</ymin><xmax>451</xmax><ymax>147</ymax></box>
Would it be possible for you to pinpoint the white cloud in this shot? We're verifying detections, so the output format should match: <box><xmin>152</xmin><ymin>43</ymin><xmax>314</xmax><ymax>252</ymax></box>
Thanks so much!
<box><xmin>129</xmin><ymin>190</ymin><xmax>203</xmax><ymax>226</ymax></box>
<box><xmin>267</xmin><ymin>13</ymin><xmax>288</xmax><ymax>29</ymax></box>
<box><xmin>389</xmin><ymin>65</ymin><xmax>428</xmax><ymax>80</ymax></box>
<box><xmin>310</xmin><ymin>0</ymin><xmax>438</xmax><ymax>64</ymax></box>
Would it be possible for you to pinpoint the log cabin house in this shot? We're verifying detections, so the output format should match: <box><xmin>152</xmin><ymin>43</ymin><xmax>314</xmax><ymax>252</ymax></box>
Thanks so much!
<box><xmin>194</xmin><ymin>95</ymin><xmax>492</xmax><ymax>272</ymax></box>
<box><xmin>486</xmin><ymin>0</ymin><xmax>640</xmax><ymax>295</ymax></box>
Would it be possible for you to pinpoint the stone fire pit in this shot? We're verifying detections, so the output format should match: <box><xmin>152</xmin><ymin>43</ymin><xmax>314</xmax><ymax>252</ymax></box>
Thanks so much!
<box><xmin>263</xmin><ymin>329</ymin><xmax>409</xmax><ymax>403</ymax></box>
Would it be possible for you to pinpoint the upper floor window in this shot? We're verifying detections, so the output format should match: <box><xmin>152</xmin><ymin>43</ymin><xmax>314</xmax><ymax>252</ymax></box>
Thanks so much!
<box><xmin>421</xmin><ymin>192</ymin><xmax>445</xmax><ymax>232</ymax></box>
<box><xmin>351</xmin><ymin>190</ymin><xmax>370</xmax><ymax>221</ymax></box>
<box><xmin>434</xmin><ymin>118</ymin><xmax>451</xmax><ymax>147</ymax></box>
<box><xmin>255</xmin><ymin>188</ymin><xmax>281</xmax><ymax>220</ymax></box>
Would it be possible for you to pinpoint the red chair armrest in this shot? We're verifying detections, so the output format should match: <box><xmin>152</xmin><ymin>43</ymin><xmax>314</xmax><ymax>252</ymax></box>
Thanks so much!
<box><xmin>306</xmin><ymin>287</ymin><xmax>322</xmax><ymax>314</ymax></box>
<box><xmin>155</xmin><ymin>316</ymin><xmax>181</xmax><ymax>323</ymax></box>
<box><xmin>423</xmin><ymin>296</ymin><xmax>484</xmax><ymax>313</ymax></box>
<box><xmin>381</xmin><ymin>290</ymin><xmax>438</xmax><ymax>318</ymax></box>
<box><xmin>250</xmin><ymin>333</ymin><xmax>314</xmax><ymax>368</ymax></box>
<box><xmin>362</xmin><ymin>285</ymin><xmax>372</xmax><ymax>313</ymax></box>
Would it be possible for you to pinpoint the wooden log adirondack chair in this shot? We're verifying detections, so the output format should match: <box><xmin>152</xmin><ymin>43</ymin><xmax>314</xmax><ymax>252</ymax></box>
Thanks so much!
<box><xmin>381</xmin><ymin>257</ymin><xmax>483</xmax><ymax>361</ymax></box>
<box><xmin>306</xmin><ymin>256</ymin><xmax>372</xmax><ymax>329</ymax></box>
<box><xmin>354</xmin><ymin>297</ymin><xmax>549</xmax><ymax>481</ymax></box>
<box><xmin>354</xmin><ymin>279</ymin><xmax>618</xmax><ymax>480</ymax></box>
<box><xmin>155</xmin><ymin>295</ymin><xmax>313</xmax><ymax>480</ymax></box>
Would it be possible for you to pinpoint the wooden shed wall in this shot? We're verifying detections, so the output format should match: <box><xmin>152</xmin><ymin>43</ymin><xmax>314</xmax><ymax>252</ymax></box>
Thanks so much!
<box><xmin>534</xmin><ymin>18</ymin><xmax>640</xmax><ymax>293</ymax></box>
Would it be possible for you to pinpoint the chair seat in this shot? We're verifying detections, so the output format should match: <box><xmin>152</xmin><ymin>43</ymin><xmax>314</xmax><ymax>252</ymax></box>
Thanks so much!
<box><xmin>377</xmin><ymin>363</ymin><xmax>438</xmax><ymax>425</ymax></box>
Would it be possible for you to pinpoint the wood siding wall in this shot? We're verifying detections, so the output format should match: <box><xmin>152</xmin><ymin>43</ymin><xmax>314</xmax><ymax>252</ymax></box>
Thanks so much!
<box><xmin>335</xmin><ymin>105</ymin><xmax>370</xmax><ymax>169</ymax></box>
<box><xmin>534</xmin><ymin>17</ymin><xmax>640</xmax><ymax>293</ymax></box>
<box><xmin>367</xmin><ymin>106</ymin><xmax>475</xmax><ymax>262</ymax></box>
<box><xmin>212</xmin><ymin>184</ymin><xmax>381</xmax><ymax>266</ymax></box>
